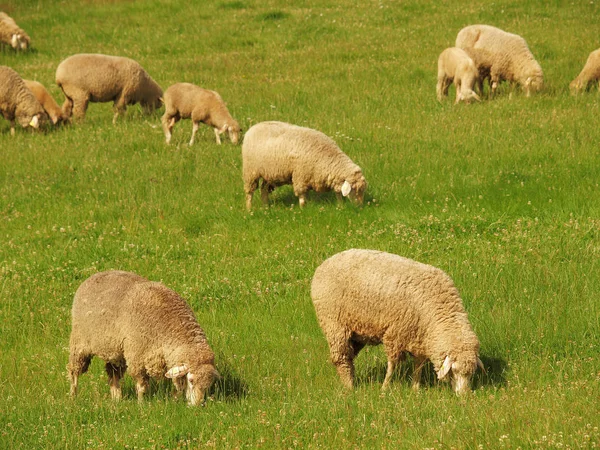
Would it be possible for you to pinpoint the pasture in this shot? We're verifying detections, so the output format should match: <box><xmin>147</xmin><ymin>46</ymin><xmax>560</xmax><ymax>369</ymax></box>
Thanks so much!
<box><xmin>1</xmin><ymin>0</ymin><xmax>599</xmax><ymax>448</ymax></box>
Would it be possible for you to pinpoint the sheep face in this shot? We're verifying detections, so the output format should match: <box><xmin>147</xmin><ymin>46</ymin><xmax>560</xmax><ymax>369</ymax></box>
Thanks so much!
<box><xmin>17</xmin><ymin>112</ymin><xmax>44</xmax><ymax>130</ymax></box>
<box><xmin>524</xmin><ymin>75</ymin><xmax>543</xmax><ymax>96</ymax></box>
<box><xmin>437</xmin><ymin>354</ymin><xmax>483</xmax><ymax>395</ymax></box>
<box><xmin>342</xmin><ymin>171</ymin><xmax>367</xmax><ymax>205</ymax></box>
<box><xmin>166</xmin><ymin>364</ymin><xmax>220</xmax><ymax>406</ymax></box>
<box><xmin>227</xmin><ymin>123</ymin><xmax>241</xmax><ymax>145</ymax></box>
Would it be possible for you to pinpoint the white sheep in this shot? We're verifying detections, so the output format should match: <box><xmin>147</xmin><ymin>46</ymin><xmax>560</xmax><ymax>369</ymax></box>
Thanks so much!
<box><xmin>0</xmin><ymin>12</ymin><xmax>30</xmax><ymax>50</ymax></box>
<box><xmin>437</xmin><ymin>47</ymin><xmax>481</xmax><ymax>104</ymax></box>
<box><xmin>242</xmin><ymin>121</ymin><xmax>367</xmax><ymax>210</ymax></box>
<box><xmin>456</xmin><ymin>24</ymin><xmax>543</xmax><ymax>96</ymax></box>
<box><xmin>570</xmin><ymin>48</ymin><xmax>600</xmax><ymax>93</ymax></box>
<box><xmin>311</xmin><ymin>249</ymin><xmax>483</xmax><ymax>394</ymax></box>
<box><xmin>68</xmin><ymin>270</ymin><xmax>220</xmax><ymax>405</ymax></box>
<box><xmin>161</xmin><ymin>82</ymin><xmax>240</xmax><ymax>146</ymax></box>
<box><xmin>0</xmin><ymin>65</ymin><xmax>47</xmax><ymax>135</ymax></box>
<box><xmin>24</xmin><ymin>80</ymin><xmax>68</xmax><ymax>125</ymax></box>
<box><xmin>55</xmin><ymin>53</ymin><xmax>163</xmax><ymax>123</ymax></box>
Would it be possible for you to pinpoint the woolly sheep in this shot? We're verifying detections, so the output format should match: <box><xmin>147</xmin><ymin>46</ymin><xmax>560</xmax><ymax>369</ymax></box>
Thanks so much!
<box><xmin>24</xmin><ymin>80</ymin><xmax>68</xmax><ymax>125</ymax></box>
<box><xmin>437</xmin><ymin>47</ymin><xmax>481</xmax><ymax>104</ymax></box>
<box><xmin>55</xmin><ymin>53</ymin><xmax>163</xmax><ymax>123</ymax></box>
<box><xmin>311</xmin><ymin>249</ymin><xmax>483</xmax><ymax>394</ymax></box>
<box><xmin>570</xmin><ymin>48</ymin><xmax>600</xmax><ymax>92</ymax></box>
<box><xmin>68</xmin><ymin>270</ymin><xmax>220</xmax><ymax>405</ymax></box>
<box><xmin>161</xmin><ymin>82</ymin><xmax>240</xmax><ymax>146</ymax></box>
<box><xmin>0</xmin><ymin>12</ymin><xmax>30</xmax><ymax>50</ymax></box>
<box><xmin>242</xmin><ymin>121</ymin><xmax>367</xmax><ymax>210</ymax></box>
<box><xmin>456</xmin><ymin>24</ymin><xmax>543</xmax><ymax>97</ymax></box>
<box><xmin>0</xmin><ymin>66</ymin><xmax>47</xmax><ymax>135</ymax></box>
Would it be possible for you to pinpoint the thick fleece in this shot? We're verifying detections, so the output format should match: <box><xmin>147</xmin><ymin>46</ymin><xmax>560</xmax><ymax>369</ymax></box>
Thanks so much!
<box><xmin>311</xmin><ymin>249</ymin><xmax>482</xmax><ymax>394</ymax></box>
<box><xmin>437</xmin><ymin>47</ymin><xmax>481</xmax><ymax>103</ymax></box>
<box><xmin>55</xmin><ymin>53</ymin><xmax>163</xmax><ymax>123</ymax></box>
<box><xmin>68</xmin><ymin>270</ymin><xmax>219</xmax><ymax>405</ymax></box>
<box><xmin>570</xmin><ymin>48</ymin><xmax>600</xmax><ymax>92</ymax></box>
<box><xmin>456</xmin><ymin>24</ymin><xmax>543</xmax><ymax>96</ymax></box>
<box><xmin>162</xmin><ymin>82</ymin><xmax>240</xmax><ymax>145</ymax></box>
<box><xmin>0</xmin><ymin>12</ymin><xmax>30</xmax><ymax>50</ymax></box>
<box><xmin>0</xmin><ymin>66</ymin><xmax>47</xmax><ymax>135</ymax></box>
<box><xmin>242</xmin><ymin>121</ymin><xmax>366</xmax><ymax>210</ymax></box>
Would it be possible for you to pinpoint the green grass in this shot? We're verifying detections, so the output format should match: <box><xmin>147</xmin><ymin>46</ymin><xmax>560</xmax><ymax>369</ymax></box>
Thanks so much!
<box><xmin>1</xmin><ymin>0</ymin><xmax>599</xmax><ymax>448</ymax></box>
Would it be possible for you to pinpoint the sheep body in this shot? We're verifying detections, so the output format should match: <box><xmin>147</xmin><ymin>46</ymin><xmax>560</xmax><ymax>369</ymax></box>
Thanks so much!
<box><xmin>436</xmin><ymin>47</ymin><xmax>481</xmax><ymax>103</ymax></box>
<box><xmin>24</xmin><ymin>80</ymin><xmax>68</xmax><ymax>125</ymax></box>
<box><xmin>0</xmin><ymin>12</ymin><xmax>30</xmax><ymax>50</ymax></box>
<box><xmin>456</xmin><ymin>24</ymin><xmax>543</xmax><ymax>96</ymax></box>
<box><xmin>311</xmin><ymin>249</ymin><xmax>482</xmax><ymax>394</ymax></box>
<box><xmin>242</xmin><ymin>121</ymin><xmax>366</xmax><ymax>210</ymax></box>
<box><xmin>68</xmin><ymin>270</ymin><xmax>219</xmax><ymax>405</ymax></box>
<box><xmin>570</xmin><ymin>48</ymin><xmax>600</xmax><ymax>92</ymax></box>
<box><xmin>161</xmin><ymin>82</ymin><xmax>240</xmax><ymax>145</ymax></box>
<box><xmin>55</xmin><ymin>53</ymin><xmax>163</xmax><ymax>123</ymax></box>
<box><xmin>0</xmin><ymin>65</ymin><xmax>47</xmax><ymax>135</ymax></box>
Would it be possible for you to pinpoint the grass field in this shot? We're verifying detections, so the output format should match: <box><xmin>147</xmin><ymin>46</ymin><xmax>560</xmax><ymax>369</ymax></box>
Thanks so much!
<box><xmin>1</xmin><ymin>0</ymin><xmax>599</xmax><ymax>448</ymax></box>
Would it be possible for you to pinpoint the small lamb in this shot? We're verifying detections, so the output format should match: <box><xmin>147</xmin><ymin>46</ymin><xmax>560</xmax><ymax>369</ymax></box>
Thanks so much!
<box><xmin>570</xmin><ymin>48</ymin><xmax>600</xmax><ymax>93</ymax></box>
<box><xmin>242</xmin><ymin>121</ymin><xmax>367</xmax><ymax>210</ymax></box>
<box><xmin>68</xmin><ymin>270</ymin><xmax>220</xmax><ymax>405</ymax></box>
<box><xmin>456</xmin><ymin>24</ymin><xmax>543</xmax><ymax>96</ymax></box>
<box><xmin>0</xmin><ymin>12</ymin><xmax>30</xmax><ymax>50</ymax></box>
<box><xmin>24</xmin><ymin>80</ymin><xmax>68</xmax><ymax>125</ymax></box>
<box><xmin>311</xmin><ymin>249</ymin><xmax>483</xmax><ymax>394</ymax></box>
<box><xmin>437</xmin><ymin>47</ymin><xmax>481</xmax><ymax>104</ymax></box>
<box><xmin>55</xmin><ymin>53</ymin><xmax>163</xmax><ymax>123</ymax></box>
<box><xmin>0</xmin><ymin>66</ymin><xmax>47</xmax><ymax>135</ymax></box>
<box><xmin>161</xmin><ymin>82</ymin><xmax>240</xmax><ymax>145</ymax></box>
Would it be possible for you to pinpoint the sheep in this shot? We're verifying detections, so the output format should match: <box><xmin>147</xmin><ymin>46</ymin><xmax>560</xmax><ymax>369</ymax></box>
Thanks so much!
<box><xmin>456</xmin><ymin>24</ymin><xmax>543</xmax><ymax>97</ymax></box>
<box><xmin>161</xmin><ymin>82</ymin><xmax>240</xmax><ymax>146</ymax></box>
<box><xmin>0</xmin><ymin>12</ymin><xmax>30</xmax><ymax>50</ymax></box>
<box><xmin>311</xmin><ymin>249</ymin><xmax>483</xmax><ymax>394</ymax></box>
<box><xmin>570</xmin><ymin>48</ymin><xmax>600</xmax><ymax>93</ymax></box>
<box><xmin>24</xmin><ymin>80</ymin><xmax>68</xmax><ymax>125</ymax></box>
<box><xmin>242</xmin><ymin>121</ymin><xmax>367</xmax><ymax>210</ymax></box>
<box><xmin>436</xmin><ymin>47</ymin><xmax>481</xmax><ymax>104</ymax></box>
<box><xmin>55</xmin><ymin>53</ymin><xmax>163</xmax><ymax>124</ymax></box>
<box><xmin>0</xmin><ymin>65</ymin><xmax>47</xmax><ymax>135</ymax></box>
<box><xmin>67</xmin><ymin>270</ymin><xmax>220</xmax><ymax>405</ymax></box>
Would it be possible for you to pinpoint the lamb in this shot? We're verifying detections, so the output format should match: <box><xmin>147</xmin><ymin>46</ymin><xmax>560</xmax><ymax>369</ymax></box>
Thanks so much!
<box><xmin>242</xmin><ymin>121</ymin><xmax>367</xmax><ymax>210</ymax></box>
<box><xmin>24</xmin><ymin>80</ymin><xmax>68</xmax><ymax>125</ymax></box>
<box><xmin>570</xmin><ymin>48</ymin><xmax>600</xmax><ymax>93</ymax></box>
<box><xmin>161</xmin><ymin>82</ymin><xmax>240</xmax><ymax>146</ymax></box>
<box><xmin>311</xmin><ymin>249</ymin><xmax>483</xmax><ymax>394</ymax></box>
<box><xmin>67</xmin><ymin>270</ymin><xmax>220</xmax><ymax>405</ymax></box>
<box><xmin>436</xmin><ymin>47</ymin><xmax>481</xmax><ymax>104</ymax></box>
<box><xmin>456</xmin><ymin>24</ymin><xmax>543</xmax><ymax>97</ymax></box>
<box><xmin>0</xmin><ymin>12</ymin><xmax>30</xmax><ymax>50</ymax></box>
<box><xmin>55</xmin><ymin>53</ymin><xmax>163</xmax><ymax>124</ymax></box>
<box><xmin>0</xmin><ymin>65</ymin><xmax>47</xmax><ymax>135</ymax></box>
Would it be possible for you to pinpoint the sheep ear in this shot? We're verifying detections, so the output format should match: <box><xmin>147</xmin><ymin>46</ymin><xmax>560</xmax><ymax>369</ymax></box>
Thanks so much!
<box><xmin>341</xmin><ymin>180</ymin><xmax>352</xmax><ymax>197</ymax></box>
<box><xmin>525</xmin><ymin>77</ymin><xmax>532</xmax><ymax>87</ymax></box>
<box><xmin>438</xmin><ymin>356</ymin><xmax>452</xmax><ymax>379</ymax></box>
<box><xmin>29</xmin><ymin>115</ymin><xmax>39</xmax><ymax>128</ymax></box>
<box><xmin>11</xmin><ymin>34</ymin><xmax>18</xmax><ymax>47</ymax></box>
<box><xmin>165</xmin><ymin>364</ymin><xmax>189</xmax><ymax>379</ymax></box>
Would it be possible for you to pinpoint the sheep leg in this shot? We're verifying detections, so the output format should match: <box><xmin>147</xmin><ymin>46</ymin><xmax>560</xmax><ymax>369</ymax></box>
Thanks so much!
<box><xmin>161</xmin><ymin>113</ymin><xmax>176</xmax><ymax>144</ymax></box>
<box><xmin>411</xmin><ymin>355</ymin><xmax>427</xmax><ymax>390</ymax></box>
<box><xmin>10</xmin><ymin>120</ymin><xmax>16</xmax><ymax>136</ymax></box>
<box><xmin>72</xmin><ymin>98</ymin><xmax>89</xmax><ymax>120</ymax></box>
<box><xmin>112</xmin><ymin>99</ymin><xmax>127</xmax><ymax>125</ymax></box>
<box><xmin>106</xmin><ymin>362</ymin><xmax>126</xmax><ymax>401</ymax></box>
<box><xmin>436</xmin><ymin>76</ymin><xmax>446</xmax><ymax>101</ymax></box>
<box><xmin>172</xmin><ymin>377</ymin><xmax>186</xmax><ymax>399</ymax></box>
<box><xmin>244</xmin><ymin>178</ymin><xmax>258</xmax><ymax>211</ymax></box>
<box><xmin>325</xmin><ymin>329</ymin><xmax>354</xmax><ymax>388</ymax></box>
<box><xmin>381</xmin><ymin>337</ymin><xmax>405</xmax><ymax>390</ymax></box>
<box><xmin>454</xmin><ymin>80</ymin><xmax>463</xmax><ymax>104</ymax></box>
<box><xmin>67</xmin><ymin>350</ymin><xmax>92</xmax><ymax>398</ymax></box>
<box><xmin>132</xmin><ymin>373</ymin><xmax>150</xmax><ymax>403</ymax></box>
<box><xmin>190</xmin><ymin>121</ymin><xmax>200</xmax><ymax>146</ymax></box>
<box><xmin>61</xmin><ymin>97</ymin><xmax>74</xmax><ymax>119</ymax></box>
<box><xmin>213</xmin><ymin>127</ymin><xmax>222</xmax><ymax>145</ymax></box>
<box><xmin>260</xmin><ymin>182</ymin><xmax>270</xmax><ymax>206</ymax></box>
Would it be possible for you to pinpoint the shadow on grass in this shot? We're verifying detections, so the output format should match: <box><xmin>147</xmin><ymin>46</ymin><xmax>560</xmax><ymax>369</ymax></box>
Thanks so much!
<box><xmin>265</xmin><ymin>185</ymin><xmax>374</xmax><ymax>209</ymax></box>
<box><xmin>212</xmin><ymin>361</ymin><xmax>249</xmax><ymax>402</ymax></box>
<box><xmin>356</xmin><ymin>353</ymin><xmax>508</xmax><ymax>390</ymax></box>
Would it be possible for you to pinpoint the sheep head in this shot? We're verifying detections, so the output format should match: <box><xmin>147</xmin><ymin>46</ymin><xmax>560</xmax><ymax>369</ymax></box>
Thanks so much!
<box><xmin>437</xmin><ymin>354</ymin><xmax>484</xmax><ymax>395</ymax></box>
<box><xmin>165</xmin><ymin>364</ymin><xmax>220</xmax><ymax>406</ymax></box>
<box><xmin>341</xmin><ymin>170</ymin><xmax>367</xmax><ymax>205</ymax></box>
<box><xmin>223</xmin><ymin>122</ymin><xmax>241</xmax><ymax>145</ymax></box>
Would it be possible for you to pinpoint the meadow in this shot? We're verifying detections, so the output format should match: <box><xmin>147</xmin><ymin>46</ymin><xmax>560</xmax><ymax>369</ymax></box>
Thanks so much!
<box><xmin>1</xmin><ymin>0</ymin><xmax>599</xmax><ymax>448</ymax></box>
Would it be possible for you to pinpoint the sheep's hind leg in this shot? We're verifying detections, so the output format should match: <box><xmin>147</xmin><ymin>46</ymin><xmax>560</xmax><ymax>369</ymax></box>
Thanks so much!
<box><xmin>244</xmin><ymin>178</ymin><xmax>258</xmax><ymax>211</ymax></box>
<box><xmin>106</xmin><ymin>362</ymin><xmax>126</xmax><ymax>400</ymax></box>
<box><xmin>161</xmin><ymin>113</ymin><xmax>176</xmax><ymax>144</ymax></box>
<box><xmin>67</xmin><ymin>350</ymin><xmax>92</xmax><ymax>398</ymax></box>
<box><xmin>326</xmin><ymin>329</ymin><xmax>355</xmax><ymax>388</ymax></box>
<box><xmin>72</xmin><ymin>98</ymin><xmax>89</xmax><ymax>120</ymax></box>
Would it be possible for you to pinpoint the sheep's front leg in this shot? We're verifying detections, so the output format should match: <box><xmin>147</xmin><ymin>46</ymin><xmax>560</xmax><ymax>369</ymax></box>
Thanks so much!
<box><xmin>411</xmin><ymin>355</ymin><xmax>427</xmax><ymax>390</ymax></box>
<box><xmin>10</xmin><ymin>120</ymin><xmax>16</xmax><ymax>136</ymax></box>
<box><xmin>112</xmin><ymin>97</ymin><xmax>127</xmax><ymax>124</ymax></box>
<box><xmin>67</xmin><ymin>350</ymin><xmax>92</xmax><ymax>398</ymax></box>
<box><xmin>190</xmin><ymin>122</ymin><xmax>200</xmax><ymax>146</ymax></box>
<box><xmin>260</xmin><ymin>183</ymin><xmax>270</xmax><ymax>206</ymax></box>
<box><xmin>106</xmin><ymin>362</ymin><xmax>125</xmax><ymax>401</ymax></box>
<box><xmin>134</xmin><ymin>374</ymin><xmax>149</xmax><ymax>403</ymax></box>
<box><xmin>213</xmin><ymin>127</ymin><xmax>222</xmax><ymax>145</ymax></box>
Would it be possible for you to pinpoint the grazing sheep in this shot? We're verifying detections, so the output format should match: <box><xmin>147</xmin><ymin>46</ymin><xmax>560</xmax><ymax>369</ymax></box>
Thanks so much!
<box><xmin>0</xmin><ymin>12</ymin><xmax>30</xmax><ymax>50</ymax></box>
<box><xmin>68</xmin><ymin>270</ymin><xmax>220</xmax><ymax>405</ymax></box>
<box><xmin>55</xmin><ymin>53</ymin><xmax>163</xmax><ymax>123</ymax></box>
<box><xmin>311</xmin><ymin>249</ymin><xmax>483</xmax><ymax>394</ymax></box>
<box><xmin>456</xmin><ymin>24</ymin><xmax>543</xmax><ymax>96</ymax></box>
<box><xmin>436</xmin><ymin>47</ymin><xmax>481</xmax><ymax>104</ymax></box>
<box><xmin>242</xmin><ymin>121</ymin><xmax>367</xmax><ymax>210</ymax></box>
<box><xmin>161</xmin><ymin>82</ymin><xmax>240</xmax><ymax>146</ymax></box>
<box><xmin>570</xmin><ymin>48</ymin><xmax>600</xmax><ymax>93</ymax></box>
<box><xmin>0</xmin><ymin>66</ymin><xmax>47</xmax><ymax>135</ymax></box>
<box><xmin>24</xmin><ymin>80</ymin><xmax>68</xmax><ymax>125</ymax></box>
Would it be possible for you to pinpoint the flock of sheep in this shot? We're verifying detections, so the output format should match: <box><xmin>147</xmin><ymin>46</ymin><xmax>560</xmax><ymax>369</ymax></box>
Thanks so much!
<box><xmin>1</xmin><ymin>11</ymin><xmax>598</xmax><ymax>406</ymax></box>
